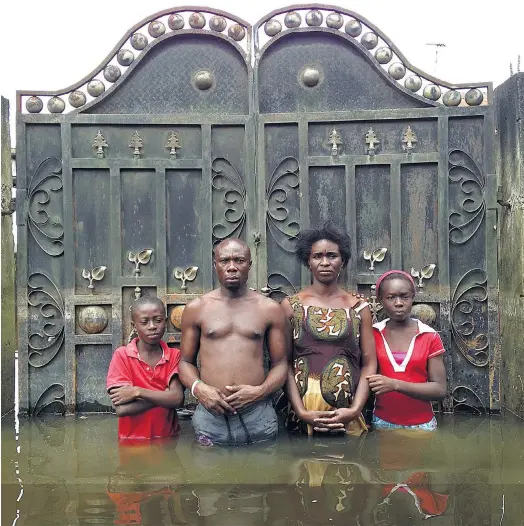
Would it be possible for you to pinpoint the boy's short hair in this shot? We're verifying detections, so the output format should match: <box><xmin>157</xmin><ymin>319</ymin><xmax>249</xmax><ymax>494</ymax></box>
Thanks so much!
<box><xmin>130</xmin><ymin>295</ymin><xmax>165</xmax><ymax>318</ymax></box>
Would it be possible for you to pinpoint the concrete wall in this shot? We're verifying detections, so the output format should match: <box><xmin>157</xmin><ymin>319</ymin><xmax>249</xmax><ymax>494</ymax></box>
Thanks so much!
<box><xmin>495</xmin><ymin>74</ymin><xmax>524</xmax><ymax>417</ymax></box>
<box><xmin>1</xmin><ymin>96</ymin><xmax>16</xmax><ymax>415</ymax></box>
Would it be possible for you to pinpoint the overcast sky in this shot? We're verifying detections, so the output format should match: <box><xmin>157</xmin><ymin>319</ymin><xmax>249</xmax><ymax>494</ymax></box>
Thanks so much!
<box><xmin>2</xmin><ymin>0</ymin><xmax>523</xmax><ymax>128</ymax></box>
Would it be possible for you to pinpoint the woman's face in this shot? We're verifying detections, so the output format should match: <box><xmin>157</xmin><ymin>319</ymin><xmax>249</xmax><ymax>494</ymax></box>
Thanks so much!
<box><xmin>379</xmin><ymin>278</ymin><xmax>415</xmax><ymax>321</ymax></box>
<box><xmin>308</xmin><ymin>239</ymin><xmax>343</xmax><ymax>284</ymax></box>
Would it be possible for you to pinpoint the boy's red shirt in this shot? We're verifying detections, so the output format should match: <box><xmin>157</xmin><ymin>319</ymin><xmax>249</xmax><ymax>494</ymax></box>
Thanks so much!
<box><xmin>373</xmin><ymin>319</ymin><xmax>445</xmax><ymax>426</ymax></box>
<box><xmin>106</xmin><ymin>338</ymin><xmax>180</xmax><ymax>440</ymax></box>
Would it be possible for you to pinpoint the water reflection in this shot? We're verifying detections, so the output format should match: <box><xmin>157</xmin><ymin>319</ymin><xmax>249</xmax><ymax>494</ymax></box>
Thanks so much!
<box><xmin>2</xmin><ymin>414</ymin><xmax>523</xmax><ymax>525</ymax></box>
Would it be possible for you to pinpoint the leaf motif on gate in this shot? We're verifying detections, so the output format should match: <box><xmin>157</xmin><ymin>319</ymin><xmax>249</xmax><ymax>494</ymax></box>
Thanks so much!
<box><xmin>212</xmin><ymin>157</ymin><xmax>246</xmax><ymax>243</ymax></box>
<box><xmin>33</xmin><ymin>383</ymin><xmax>66</xmax><ymax>416</ymax></box>
<box><xmin>448</xmin><ymin>149</ymin><xmax>485</xmax><ymax>245</ymax></box>
<box><xmin>266</xmin><ymin>157</ymin><xmax>300</xmax><ymax>252</ymax></box>
<box><xmin>27</xmin><ymin>273</ymin><xmax>65</xmax><ymax>368</ymax></box>
<box><xmin>26</xmin><ymin>157</ymin><xmax>64</xmax><ymax>256</ymax></box>
<box><xmin>450</xmin><ymin>268</ymin><xmax>488</xmax><ymax>367</ymax></box>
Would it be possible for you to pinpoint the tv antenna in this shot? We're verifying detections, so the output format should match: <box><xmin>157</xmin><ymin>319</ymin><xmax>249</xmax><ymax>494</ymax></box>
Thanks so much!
<box><xmin>426</xmin><ymin>43</ymin><xmax>446</xmax><ymax>75</ymax></box>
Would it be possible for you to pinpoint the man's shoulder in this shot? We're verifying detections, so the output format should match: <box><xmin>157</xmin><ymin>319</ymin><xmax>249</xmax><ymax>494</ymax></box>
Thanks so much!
<box><xmin>250</xmin><ymin>291</ymin><xmax>283</xmax><ymax>316</ymax></box>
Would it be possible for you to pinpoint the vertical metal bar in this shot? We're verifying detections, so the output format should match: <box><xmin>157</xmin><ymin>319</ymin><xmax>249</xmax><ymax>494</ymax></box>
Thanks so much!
<box><xmin>201</xmin><ymin>124</ymin><xmax>213</xmax><ymax>291</ymax></box>
<box><xmin>110</xmin><ymin>166</ymin><xmax>123</xmax><ymax>351</ymax></box>
<box><xmin>256</xmin><ymin>117</ymin><xmax>267</xmax><ymax>290</ymax></box>
<box><xmin>244</xmin><ymin>116</ymin><xmax>258</xmax><ymax>290</ymax></box>
<box><xmin>15</xmin><ymin>118</ymin><xmax>29</xmax><ymax>414</ymax></box>
<box><xmin>155</xmin><ymin>167</ymin><xmax>167</xmax><ymax>301</ymax></box>
<box><xmin>61</xmin><ymin>122</ymin><xmax>76</xmax><ymax>414</ymax></box>
<box><xmin>389</xmin><ymin>160</ymin><xmax>402</xmax><ymax>269</ymax></box>
<box><xmin>299</xmin><ymin>118</ymin><xmax>310</xmax><ymax>288</ymax></box>
<box><xmin>437</xmin><ymin>116</ymin><xmax>450</xmax><ymax>291</ymax></box>
<box><xmin>345</xmin><ymin>163</ymin><xmax>357</xmax><ymax>290</ymax></box>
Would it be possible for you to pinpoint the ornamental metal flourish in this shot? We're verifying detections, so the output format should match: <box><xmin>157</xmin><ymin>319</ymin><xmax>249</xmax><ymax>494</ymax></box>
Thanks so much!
<box><xmin>81</xmin><ymin>266</ymin><xmax>107</xmax><ymax>292</ymax></box>
<box><xmin>27</xmin><ymin>157</ymin><xmax>64</xmax><ymax>256</ymax></box>
<box><xmin>212</xmin><ymin>157</ymin><xmax>246</xmax><ymax>243</ymax></box>
<box><xmin>33</xmin><ymin>383</ymin><xmax>66</xmax><ymax>416</ymax></box>
<box><xmin>27</xmin><ymin>273</ymin><xmax>65</xmax><ymax>368</ymax></box>
<box><xmin>450</xmin><ymin>268</ymin><xmax>489</xmax><ymax>367</ymax></box>
<box><xmin>266</xmin><ymin>157</ymin><xmax>300</xmax><ymax>252</ymax></box>
<box><xmin>449</xmin><ymin>149</ymin><xmax>486</xmax><ymax>245</ymax></box>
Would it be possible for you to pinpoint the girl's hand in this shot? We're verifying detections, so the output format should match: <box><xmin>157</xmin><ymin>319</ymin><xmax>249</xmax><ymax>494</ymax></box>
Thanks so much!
<box><xmin>366</xmin><ymin>374</ymin><xmax>399</xmax><ymax>395</ymax></box>
<box><xmin>312</xmin><ymin>406</ymin><xmax>360</xmax><ymax>432</ymax></box>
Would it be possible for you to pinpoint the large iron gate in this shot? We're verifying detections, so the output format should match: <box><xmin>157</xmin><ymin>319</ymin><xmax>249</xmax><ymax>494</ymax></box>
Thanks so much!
<box><xmin>16</xmin><ymin>5</ymin><xmax>499</xmax><ymax>415</ymax></box>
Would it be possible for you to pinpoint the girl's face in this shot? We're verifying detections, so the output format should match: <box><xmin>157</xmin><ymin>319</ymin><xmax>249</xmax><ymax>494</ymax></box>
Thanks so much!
<box><xmin>379</xmin><ymin>278</ymin><xmax>415</xmax><ymax>321</ymax></box>
<box><xmin>308</xmin><ymin>239</ymin><xmax>343</xmax><ymax>284</ymax></box>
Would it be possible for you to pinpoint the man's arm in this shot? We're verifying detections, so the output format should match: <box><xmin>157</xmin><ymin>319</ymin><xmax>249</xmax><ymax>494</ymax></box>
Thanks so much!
<box><xmin>179</xmin><ymin>298</ymin><xmax>235</xmax><ymax>415</ymax></box>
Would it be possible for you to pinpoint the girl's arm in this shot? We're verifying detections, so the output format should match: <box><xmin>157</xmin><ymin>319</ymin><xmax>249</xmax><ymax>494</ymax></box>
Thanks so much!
<box><xmin>367</xmin><ymin>354</ymin><xmax>447</xmax><ymax>400</ymax></box>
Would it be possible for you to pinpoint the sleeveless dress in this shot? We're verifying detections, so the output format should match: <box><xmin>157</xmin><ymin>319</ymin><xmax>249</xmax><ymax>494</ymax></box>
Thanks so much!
<box><xmin>287</xmin><ymin>295</ymin><xmax>370</xmax><ymax>436</ymax></box>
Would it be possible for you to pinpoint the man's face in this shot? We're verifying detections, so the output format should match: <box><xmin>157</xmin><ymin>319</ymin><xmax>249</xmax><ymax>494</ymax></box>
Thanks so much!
<box><xmin>214</xmin><ymin>242</ymin><xmax>251</xmax><ymax>289</ymax></box>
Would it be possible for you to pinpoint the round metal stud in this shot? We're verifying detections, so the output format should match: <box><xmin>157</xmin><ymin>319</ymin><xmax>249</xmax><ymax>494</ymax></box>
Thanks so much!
<box><xmin>465</xmin><ymin>88</ymin><xmax>483</xmax><ymax>106</ymax></box>
<box><xmin>68</xmin><ymin>91</ymin><xmax>86</xmax><ymax>108</ymax></box>
<box><xmin>423</xmin><ymin>84</ymin><xmax>441</xmax><ymax>101</ymax></box>
<box><xmin>326</xmin><ymin>12</ymin><xmax>343</xmax><ymax>29</ymax></box>
<box><xmin>375</xmin><ymin>46</ymin><xmax>392</xmax><ymax>64</ymax></box>
<box><xmin>265</xmin><ymin>19</ymin><xmax>282</xmax><ymax>37</ymax></box>
<box><xmin>209</xmin><ymin>15</ymin><xmax>226</xmax><ymax>32</ymax></box>
<box><xmin>189</xmin><ymin>12</ymin><xmax>206</xmax><ymax>29</ymax></box>
<box><xmin>284</xmin><ymin>11</ymin><xmax>301</xmax><ymax>28</ymax></box>
<box><xmin>117</xmin><ymin>49</ymin><xmax>134</xmax><ymax>66</ymax></box>
<box><xmin>130</xmin><ymin>33</ymin><xmax>148</xmax><ymax>50</ymax></box>
<box><xmin>228</xmin><ymin>24</ymin><xmax>246</xmax><ymax>41</ymax></box>
<box><xmin>302</xmin><ymin>67</ymin><xmax>321</xmax><ymax>87</ymax></box>
<box><xmin>345</xmin><ymin>19</ymin><xmax>362</xmax><ymax>37</ymax></box>
<box><xmin>26</xmin><ymin>96</ymin><xmax>43</xmax><ymax>113</ymax></box>
<box><xmin>305</xmin><ymin>10</ymin><xmax>323</xmax><ymax>26</ymax></box>
<box><xmin>361</xmin><ymin>32</ymin><xmax>378</xmax><ymax>50</ymax></box>
<box><xmin>443</xmin><ymin>90</ymin><xmax>462</xmax><ymax>106</ymax></box>
<box><xmin>87</xmin><ymin>80</ymin><xmax>105</xmax><ymax>97</ymax></box>
<box><xmin>78</xmin><ymin>305</ymin><xmax>109</xmax><ymax>334</ymax></box>
<box><xmin>103</xmin><ymin>65</ymin><xmax>121</xmax><ymax>83</ymax></box>
<box><xmin>148</xmin><ymin>20</ymin><xmax>166</xmax><ymax>38</ymax></box>
<box><xmin>404</xmin><ymin>75</ymin><xmax>422</xmax><ymax>92</ymax></box>
<box><xmin>194</xmin><ymin>70</ymin><xmax>214</xmax><ymax>90</ymax></box>
<box><xmin>168</xmin><ymin>14</ymin><xmax>185</xmax><ymax>30</ymax></box>
<box><xmin>170</xmin><ymin>305</ymin><xmax>185</xmax><ymax>330</ymax></box>
<box><xmin>411</xmin><ymin>304</ymin><xmax>437</xmax><ymax>327</ymax></box>
<box><xmin>47</xmin><ymin>96</ymin><xmax>65</xmax><ymax>113</ymax></box>
<box><xmin>388</xmin><ymin>62</ymin><xmax>406</xmax><ymax>80</ymax></box>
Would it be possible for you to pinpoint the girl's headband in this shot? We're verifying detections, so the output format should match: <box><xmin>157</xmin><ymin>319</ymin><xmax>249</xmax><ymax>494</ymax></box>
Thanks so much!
<box><xmin>375</xmin><ymin>270</ymin><xmax>415</xmax><ymax>294</ymax></box>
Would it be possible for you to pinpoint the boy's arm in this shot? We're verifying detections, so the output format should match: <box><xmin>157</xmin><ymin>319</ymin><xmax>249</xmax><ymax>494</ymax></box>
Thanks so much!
<box><xmin>109</xmin><ymin>389</ymin><xmax>155</xmax><ymax>417</ymax></box>
<box><xmin>136</xmin><ymin>375</ymin><xmax>184</xmax><ymax>408</ymax></box>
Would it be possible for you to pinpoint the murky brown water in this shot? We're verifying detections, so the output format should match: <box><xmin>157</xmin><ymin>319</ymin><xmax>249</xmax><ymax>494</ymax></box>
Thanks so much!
<box><xmin>2</xmin><ymin>412</ymin><xmax>524</xmax><ymax>525</ymax></box>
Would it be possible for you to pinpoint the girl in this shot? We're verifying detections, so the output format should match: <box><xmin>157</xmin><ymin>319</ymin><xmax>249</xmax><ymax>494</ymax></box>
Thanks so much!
<box><xmin>367</xmin><ymin>271</ymin><xmax>446</xmax><ymax>431</ymax></box>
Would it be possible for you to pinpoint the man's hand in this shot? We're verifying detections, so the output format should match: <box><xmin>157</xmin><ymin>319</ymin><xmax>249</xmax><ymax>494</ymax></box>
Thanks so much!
<box><xmin>312</xmin><ymin>406</ymin><xmax>361</xmax><ymax>432</ymax></box>
<box><xmin>224</xmin><ymin>384</ymin><xmax>264</xmax><ymax>410</ymax></box>
<box><xmin>367</xmin><ymin>374</ymin><xmax>399</xmax><ymax>396</ymax></box>
<box><xmin>194</xmin><ymin>382</ymin><xmax>236</xmax><ymax>415</ymax></box>
<box><xmin>109</xmin><ymin>385</ymin><xmax>140</xmax><ymax>406</ymax></box>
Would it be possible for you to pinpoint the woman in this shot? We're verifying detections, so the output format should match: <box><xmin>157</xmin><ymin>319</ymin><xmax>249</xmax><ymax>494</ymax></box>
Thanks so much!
<box><xmin>367</xmin><ymin>270</ymin><xmax>447</xmax><ymax>431</ymax></box>
<box><xmin>281</xmin><ymin>224</ymin><xmax>376</xmax><ymax>436</ymax></box>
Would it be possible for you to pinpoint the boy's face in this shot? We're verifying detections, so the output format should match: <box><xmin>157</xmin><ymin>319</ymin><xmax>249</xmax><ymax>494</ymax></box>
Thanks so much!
<box><xmin>131</xmin><ymin>303</ymin><xmax>166</xmax><ymax>345</ymax></box>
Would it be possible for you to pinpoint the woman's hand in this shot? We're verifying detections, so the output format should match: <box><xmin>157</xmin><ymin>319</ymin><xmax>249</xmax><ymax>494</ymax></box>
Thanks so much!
<box><xmin>312</xmin><ymin>406</ymin><xmax>361</xmax><ymax>432</ymax></box>
<box><xmin>366</xmin><ymin>374</ymin><xmax>399</xmax><ymax>395</ymax></box>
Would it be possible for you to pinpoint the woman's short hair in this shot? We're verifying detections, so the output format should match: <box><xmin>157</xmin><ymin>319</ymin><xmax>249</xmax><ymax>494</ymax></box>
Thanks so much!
<box><xmin>295</xmin><ymin>222</ymin><xmax>351</xmax><ymax>267</ymax></box>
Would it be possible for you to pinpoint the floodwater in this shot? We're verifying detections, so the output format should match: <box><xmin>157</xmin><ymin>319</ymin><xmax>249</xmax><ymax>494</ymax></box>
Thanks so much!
<box><xmin>2</xmin><ymin>412</ymin><xmax>524</xmax><ymax>525</ymax></box>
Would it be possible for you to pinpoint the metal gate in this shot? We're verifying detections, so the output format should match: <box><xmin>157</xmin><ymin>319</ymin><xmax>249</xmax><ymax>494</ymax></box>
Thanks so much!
<box><xmin>16</xmin><ymin>5</ymin><xmax>499</xmax><ymax>415</ymax></box>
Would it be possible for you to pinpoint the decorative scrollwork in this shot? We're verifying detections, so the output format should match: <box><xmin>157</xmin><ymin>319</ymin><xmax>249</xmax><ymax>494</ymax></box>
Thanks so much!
<box><xmin>451</xmin><ymin>385</ymin><xmax>485</xmax><ymax>414</ymax></box>
<box><xmin>266</xmin><ymin>157</ymin><xmax>300</xmax><ymax>252</ymax></box>
<box><xmin>33</xmin><ymin>383</ymin><xmax>66</xmax><ymax>416</ymax></box>
<box><xmin>449</xmin><ymin>149</ymin><xmax>485</xmax><ymax>244</ymax></box>
<box><xmin>212</xmin><ymin>157</ymin><xmax>246</xmax><ymax>243</ymax></box>
<box><xmin>260</xmin><ymin>272</ymin><xmax>298</xmax><ymax>300</ymax></box>
<box><xmin>451</xmin><ymin>268</ymin><xmax>488</xmax><ymax>367</ymax></box>
<box><xmin>27</xmin><ymin>157</ymin><xmax>64</xmax><ymax>256</ymax></box>
<box><xmin>28</xmin><ymin>273</ymin><xmax>65</xmax><ymax>368</ymax></box>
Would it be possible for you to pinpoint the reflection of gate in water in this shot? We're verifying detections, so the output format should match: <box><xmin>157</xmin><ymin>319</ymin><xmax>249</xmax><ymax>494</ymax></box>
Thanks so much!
<box><xmin>16</xmin><ymin>5</ymin><xmax>498</xmax><ymax>415</ymax></box>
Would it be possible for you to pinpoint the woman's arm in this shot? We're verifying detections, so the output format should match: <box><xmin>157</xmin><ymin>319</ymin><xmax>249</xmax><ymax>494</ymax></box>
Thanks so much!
<box><xmin>367</xmin><ymin>354</ymin><xmax>447</xmax><ymax>401</ymax></box>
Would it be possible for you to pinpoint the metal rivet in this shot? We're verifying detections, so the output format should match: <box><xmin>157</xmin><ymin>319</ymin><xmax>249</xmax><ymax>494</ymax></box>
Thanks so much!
<box><xmin>47</xmin><ymin>96</ymin><xmax>65</xmax><ymax>113</ymax></box>
<box><xmin>345</xmin><ymin>19</ymin><xmax>362</xmax><ymax>37</ymax></box>
<box><xmin>194</xmin><ymin>70</ymin><xmax>214</xmax><ymax>90</ymax></box>
<box><xmin>209</xmin><ymin>15</ymin><xmax>226</xmax><ymax>32</ymax></box>
<box><xmin>423</xmin><ymin>84</ymin><xmax>442</xmax><ymax>101</ymax></box>
<box><xmin>375</xmin><ymin>47</ymin><xmax>392</xmax><ymax>64</ymax></box>
<box><xmin>361</xmin><ymin>32</ymin><xmax>378</xmax><ymax>50</ymax></box>
<box><xmin>404</xmin><ymin>75</ymin><xmax>422</xmax><ymax>92</ymax></box>
<box><xmin>130</xmin><ymin>33</ymin><xmax>148</xmax><ymax>50</ymax></box>
<box><xmin>148</xmin><ymin>21</ymin><xmax>166</xmax><ymax>38</ymax></box>
<box><xmin>168</xmin><ymin>14</ymin><xmax>184</xmax><ymax>30</ymax></box>
<box><xmin>306</xmin><ymin>10</ymin><xmax>323</xmax><ymax>26</ymax></box>
<box><xmin>87</xmin><ymin>80</ymin><xmax>105</xmax><ymax>97</ymax></box>
<box><xmin>443</xmin><ymin>90</ymin><xmax>462</xmax><ymax>106</ymax></box>
<box><xmin>265</xmin><ymin>19</ymin><xmax>282</xmax><ymax>37</ymax></box>
<box><xmin>465</xmin><ymin>88</ymin><xmax>483</xmax><ymax>106</ymax></box>
<box><xmin>103</xmin><ymin>65</ymin><xmax>121</xmax><ymax>83</ymax></box>
<box><xmin>302</xmin><ymin>67</ymin><xmax>320</xmax><ymax>87</ymax></box>
<box><xmin>68</xmin><ymin>91</ymin><xmax>86</xmax><ymax>108</ymax></box>
<box><xmin>326</xmin><ymin>12</ymin><xmax>343</xmax><ymax>29</ymax></box>
<box><xmin>388</xmin><ymin>62</ymin><xmax>406</xmax><ymax>80</ymax></box>
<box><xmin>117</xmin><ymin>49</ymin><xmax>134</xmax><ymax>67</ymax></box>
<box><xmin>228</xmin><ymin>24</ymin><xmax>246</xmax><ymax>41</ymax></box>
<box><xmin>189</xmin><ymin>12</ymin><xmax>206</xmax><ymax>29</ymax></box>
<box><xmin>284</xmin><ymin>11</ymin><xmax>301</xmax><ymax>28</ymax></box>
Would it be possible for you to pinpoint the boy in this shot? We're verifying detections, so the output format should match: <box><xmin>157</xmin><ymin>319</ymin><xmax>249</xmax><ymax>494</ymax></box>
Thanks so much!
<box><xmin>107</xmin><ymin>296</ymin><xmax>184</xmax><ymax>440</ymax></box>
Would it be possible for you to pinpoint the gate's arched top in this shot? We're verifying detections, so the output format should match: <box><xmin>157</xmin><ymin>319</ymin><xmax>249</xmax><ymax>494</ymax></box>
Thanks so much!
<box><xmin>18</xmin><ymin>6</ymin><xmax>251</xmax><ymax>115</ymax></box>
<box><xmin>254</xmin><ymin>4</ymin><xmax>491</xmax><ymax>108</ymax></box>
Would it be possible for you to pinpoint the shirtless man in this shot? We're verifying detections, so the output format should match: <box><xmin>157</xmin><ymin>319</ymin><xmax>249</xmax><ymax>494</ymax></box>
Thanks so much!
<box><xmin>179</xmin><ymin>238</ymin><xmax>289</xmax><ymax>446</ymax></box>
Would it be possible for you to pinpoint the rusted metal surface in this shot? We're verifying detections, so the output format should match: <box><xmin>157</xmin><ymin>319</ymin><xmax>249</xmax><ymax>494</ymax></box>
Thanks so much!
<box><xmin>16</xmin><ymin>5</ymin><xmax>499</xmax><ymax>414</ymax></box>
